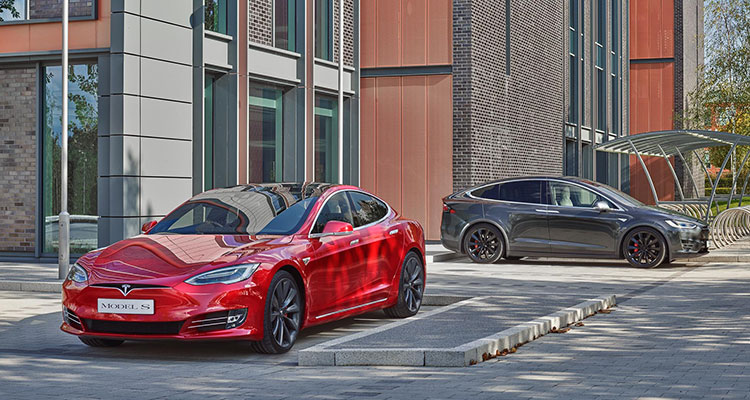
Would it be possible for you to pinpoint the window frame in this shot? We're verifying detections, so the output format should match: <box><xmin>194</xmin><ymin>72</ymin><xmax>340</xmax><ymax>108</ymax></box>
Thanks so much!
<box><xmin>347</xmin><ymin>191</ymin><xmax>389</xmax><ymax>228</ymax></box>
<box><xmin>545</xmin><ymin>179</ymin><xmax>622</xmax><ymax>211</ymax></box>
<box><xmin>308</xmin><ymin>189</ymin><xmax>392</xmax><ymax>237</ymax></box>
<box><xmin>273</xmin><ymin>0</ymin><xmax>297</xmax><ymax>52</ymax></box>
<box><xmin>314</xmin><ymin>0</ymin><xmax>333</xmax><ymax>61</ymax></box>
<box><xmin>249</xmin><ymin>83</ymin><xmax>284</xmax><ymax>183</ymax></box>
<box><xmin>466</xmin><ymin>179</ymin><xmax>546</xmax><ymax>206</ymax></box>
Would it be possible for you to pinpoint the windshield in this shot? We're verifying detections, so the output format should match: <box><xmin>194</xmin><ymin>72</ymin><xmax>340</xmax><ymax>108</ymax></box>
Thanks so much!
<box><xmin>148</xmin><ymin>184</ymin><xmax>326</xmax><ymax>235</ymax></box>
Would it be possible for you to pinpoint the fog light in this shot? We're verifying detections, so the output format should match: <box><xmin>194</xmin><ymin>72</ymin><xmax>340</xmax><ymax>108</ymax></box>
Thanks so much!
<box><xmin>226</xmin><ymin>308</ymin><xmax>248</xmax><ymax>329</ymax></box>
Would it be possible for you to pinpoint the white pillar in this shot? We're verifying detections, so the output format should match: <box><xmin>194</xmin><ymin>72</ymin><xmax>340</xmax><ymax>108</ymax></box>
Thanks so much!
<box><xmin>337</xmin><ymin>0</ymin><xmax>344</xmax><ymax>184</ymax></box>
<box><xmin>58</xmin><ymin>0</ymin><xmax>70</xmax><ymax>279</ymax></box>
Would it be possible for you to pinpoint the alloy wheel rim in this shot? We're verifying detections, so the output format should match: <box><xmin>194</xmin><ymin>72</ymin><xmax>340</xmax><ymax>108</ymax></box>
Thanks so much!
<box><xmin>402</xmin><ymin>257</ymin><xmax>424</xmax><ymax>313</ymax></box>
<box><xmin>468</xmin><ymin>228</ymin><xmax>500</xmax><ymax>260</ymax></box>
<box><xmin>627</xmin><ymin>231</ymin><xmax>662</xmax><ymax>265</ymax></box>
<box><xmin>270</xmin><ymin>278</ymin><xmax>300</xmax><ymax>348</ymax></box>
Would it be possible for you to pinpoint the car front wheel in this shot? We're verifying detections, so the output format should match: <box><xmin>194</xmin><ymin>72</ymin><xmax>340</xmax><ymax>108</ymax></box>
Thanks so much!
<box><xmin>384</xmin><ymin>252</ymin><xmax>424</xmax><ymax>318</ymax></box>
<box><xmin>252</xmin><ymin>270</ymin><xmax>303</xmax><ymax>354</ymax></box>
<box><xmin>623</xmin><ymin>227</ymin><xmax>667</xmax><ymax>268</ymax></box>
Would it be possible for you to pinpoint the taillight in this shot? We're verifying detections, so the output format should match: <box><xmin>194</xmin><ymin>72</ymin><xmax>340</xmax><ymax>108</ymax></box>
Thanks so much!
<box><xmin>443</xmin><ymin>204</ymin><xmax>456</xmax><ymax>214</ymax></box>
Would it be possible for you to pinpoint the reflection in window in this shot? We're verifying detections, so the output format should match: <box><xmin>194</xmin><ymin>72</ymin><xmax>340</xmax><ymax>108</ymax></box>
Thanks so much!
<box><xmin>0</xmin><ymin>0</ymin><xmax>26</xmax><ymax>21</ymax></box>
<box><xmin>315</xmin><ymin>0</ymin><xmax>332</xmax><ymax>60</ymax></box>
<box><xmin>249</xmin><ymin>85</ymin><xmax>283</xmax><ymax>183</ymax></box>
<box><xmin>348</xmin><ymin>192</ymin><xmax>387</xmax><ymax>227</ymax></box>
<box><xmin>314</xmin><ymin>95</ymin><xmax>338</xmax><ymax>183</ymax></box>
<box><xmin>42</xmin><ymin>64</ymin><xmax>98</xmax><ymax>254</ymax></box>
<box><xmin>205</xmin><ymin>0</ymin><xmax>227</xmax><ymax>34</ymax></box>
<box><xmin>275</xmin><ymin>0</ymin><xmax>296</xmax><ymax>52</ymax></box>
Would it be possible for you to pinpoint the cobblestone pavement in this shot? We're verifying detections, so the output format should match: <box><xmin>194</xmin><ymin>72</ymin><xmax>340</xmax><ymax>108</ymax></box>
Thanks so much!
<box><xmin>1</xmin><ymin>258</ymin><xmax>749</xmax><ymax>399</ymax></box>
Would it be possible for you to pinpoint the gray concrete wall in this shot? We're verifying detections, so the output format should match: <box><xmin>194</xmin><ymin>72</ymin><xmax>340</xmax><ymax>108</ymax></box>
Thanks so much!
<box><xmin>102</xmin><ymin>0</ymin><xmax>196</xmax><ymax>244</ymax></box>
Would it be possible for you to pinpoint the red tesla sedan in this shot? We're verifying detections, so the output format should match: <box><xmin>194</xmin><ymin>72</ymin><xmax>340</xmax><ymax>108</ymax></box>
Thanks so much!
<box><xmin>61</xmin><ymin>183</ymin><xmax>425</xmax><ymax>353</ymax></box>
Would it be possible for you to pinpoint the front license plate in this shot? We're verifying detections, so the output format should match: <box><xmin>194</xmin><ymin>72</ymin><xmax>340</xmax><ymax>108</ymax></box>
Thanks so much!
<box><xmin>97</xmin><ymin>298</ymin><xmax>154</xmax><ymax>315</ymax></box>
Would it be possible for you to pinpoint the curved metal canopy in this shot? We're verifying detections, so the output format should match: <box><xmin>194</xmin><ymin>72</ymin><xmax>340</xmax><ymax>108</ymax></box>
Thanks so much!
<box><xmin>594</xmin><ymin>129</ymin><xmax>750</xmax><ymax>157</ymax></box>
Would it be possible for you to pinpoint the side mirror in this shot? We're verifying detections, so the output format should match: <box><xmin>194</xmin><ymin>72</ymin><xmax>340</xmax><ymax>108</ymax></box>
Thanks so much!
<box><xmin>141</xmin><ymin>220</ymin><xmax>158</xmax><ymax>233</ymax></box>
<box><xmin>316</xmin><ymin>221</ymin><xmax>354</xmax><ymax>237</ymax></box>
<box><xmin>594</xmin><ymin>201</ymin><xmax>612</xmax><ymax>213</ymax></box>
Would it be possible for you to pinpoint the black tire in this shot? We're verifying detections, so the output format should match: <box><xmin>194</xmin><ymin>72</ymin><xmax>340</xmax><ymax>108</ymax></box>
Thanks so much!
<box><xmin>252</xmin><ymin>270</ymin><xmax>303</xmax><ymax>354</ymax></box>
<box><xmin>384</xmin><ymin>252</ymin><xmax>424</xmax><ymax>318</ymax></box>
<box><xmin>463</xmin><ymin>224</ymin><xmax>504</xmax><ymax>264</ymax></box>
<box><xmin>622</xmin><ymin>227</ymin><xmax>667</xmax><ymax>268</ymax></box>
<box><xmin>78</xmin><ymin>337</ymin><xmax>124</xmax><ymax>347</ymax></box>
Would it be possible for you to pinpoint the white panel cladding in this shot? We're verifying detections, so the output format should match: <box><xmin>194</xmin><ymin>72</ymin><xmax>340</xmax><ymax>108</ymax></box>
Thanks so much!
<box><xmin>140</xmin><ymin>58</ymin><xmax>192</xmax><ymax>103</ymax></box>
<box><xmin>140</xmin><ymin>178</ymin><xmax>193</xmax><ymax>216</ymax></box>
<box><xmin>140</xmin><ymin>138</ymin><xmax>192</xmax><ymax>177</ymax></box>
<box><xmin>313</xmin><ymin>61</ymin><xmax>353</xmax><ymax>93</ymax></box>
<box><xmin>140</xmin><ymin>97</ymin><xmax>192</xmax><ymax>140</ymax></box>
<box><xmin>141</xmin><ymin>17</ymin><xmax>192</xmax><ymax>65</ymax></box>
<box><xmin>204</xmin><ymin>35</ymin><xmax>231</xmax><ymax>69</ymax></box>
<box><xmin>248</xmin><ymin>46</ymin><xmax>300</xmax><ymax>83</ymax></box>
<box><xmin>140</xmin><ymin>0</ymin><xmax>193</xmax><ymax>28</ymax></box>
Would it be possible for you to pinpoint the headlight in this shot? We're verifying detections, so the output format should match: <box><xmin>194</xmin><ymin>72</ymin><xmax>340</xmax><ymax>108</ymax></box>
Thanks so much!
<box><xmin>665</xmin><ymin>220</ymin><xmax>698</xmax><ymax>230</ymax></box>
<box><xmin>67</xmin><ymin>263</ymin><xmax>88</xmax><ymax>283</ymax></box>
<box><xmin>185</xmin><ymin>264</ymin><xmax>260</xmax><ymax>286</ymax></box>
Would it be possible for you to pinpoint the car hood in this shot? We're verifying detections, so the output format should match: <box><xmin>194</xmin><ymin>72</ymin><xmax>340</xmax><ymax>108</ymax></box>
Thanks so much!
<box><xmin>82</xmin><ymin>234</ymin><xmax>288</xmax><ymax>284</ymax></box>
<box><xmin>639</xmin><ymin>205</ymin><xmax>707</xmax><ymax>226</ymax></box>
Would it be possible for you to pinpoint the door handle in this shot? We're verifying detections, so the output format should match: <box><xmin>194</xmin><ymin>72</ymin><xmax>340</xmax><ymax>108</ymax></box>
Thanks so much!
<box><xmin>349</xmin><ymin>239</ymin><xmax>360</xmax><ymax>246</ymax></box>
<box><xmin>535</xmin><ymin>209</ymin><xmax>559</xmax><ymax>214</ymax></box>
<box><xmin>389</xmin><ymin>229</ymin><xmax>399</xmax><ymax>235</ymax></box>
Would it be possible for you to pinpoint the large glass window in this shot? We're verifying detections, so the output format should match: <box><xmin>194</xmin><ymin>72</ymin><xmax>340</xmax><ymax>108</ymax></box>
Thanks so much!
<box><xmin>205</xmin><ymin>0</ymin><xmax>227</xmax><ymax>34</ymax></box>
<box><xmin>567</xmin><ymin>0</ymin><xmax>578</xmax><ymax>124</ymax></box>
<box><xmin>42</xmin><ymin>64</ymin><xmax>98</xmax><ymax>254</ymax></box>
<box><xmin>315</xmin><ymin>0</ymin><xmax>332</xmax><ymax>60</ymax></box>
<box><xmin>274</xmin><ymin>0</ymin><xmax>296</xmax><ymax>52</ymax></box>
<box><xmin>549</xmin><ymin>182</ymin><xmax>612</xmax><ymax>208</ymax></box>
<box><xmin>0</xmin><ymin>0</ymin><xmax>26</xmax><ymax>21</ymax></box>
<box><xmin>314</xmin><ymin>95</ymin><xmax>338</xmax><ymax>182</ymax></box>
<box><xmin>565</xmin><ymin>140</ymin><xmax>578</xmax><ymax>176</ymax></box>
<box><xmin>249</xmin><ymin>85</ymin><xmax>284</xmax><ymax>183</ymax></box>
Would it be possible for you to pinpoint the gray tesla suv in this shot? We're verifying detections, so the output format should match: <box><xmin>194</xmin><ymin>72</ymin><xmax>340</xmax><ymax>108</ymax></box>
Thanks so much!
<box><xmin>440</xmin><ymin>177</ymin><xmax>709</xmax><ymax>268</ymax></box>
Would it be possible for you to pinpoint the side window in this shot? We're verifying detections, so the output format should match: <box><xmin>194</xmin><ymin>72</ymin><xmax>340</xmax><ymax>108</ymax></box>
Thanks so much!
<box><xmin>312</xmin><ymin>192</ymin><xmax>354</xmax><ymax>233</ymax></box>
<box><xmin>549</xmin><ymin>182</ymin><xmax>609</xmax><ymax>208</ymax></box>
<box><xmin>348</xmin><ymin>192</ymin><xmax>388</xmax><ymax>227</ymax></box>
<box><xmin>471</xmin><ymin>184</ymin><xmax>500</xmax><ymax>200</ymax></box>
<box><xmin>497</xmin><ymin>181</ymin><xmax>543</xmax><ymax>204</ymax></box>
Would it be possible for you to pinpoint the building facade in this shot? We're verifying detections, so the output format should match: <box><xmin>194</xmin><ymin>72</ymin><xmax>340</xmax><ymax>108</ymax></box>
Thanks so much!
<box><xmin>629</xmin><ymin>0</ymin><xmax>704</xmax><ymax>203</ymax></box>
<box><xmin>5</xmin><ymin>0</ymin><xmax>702</xmax><ymax>257</ymax></box>
<box><xmin>0</xmin><ymin>0</ymin><xmax>359</xmax><ymax>258</ymax></box>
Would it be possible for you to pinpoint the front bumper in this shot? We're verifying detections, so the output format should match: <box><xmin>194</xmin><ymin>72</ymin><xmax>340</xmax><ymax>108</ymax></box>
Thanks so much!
<box><xmin>670</xmin><ymin>226</ymin><xmax>710</xmax><ymax>258</ymax></box>
<box><xmin>61</xmin><ymin>279</ymin><xmax>266</xmax><ymax>341</ymax></box>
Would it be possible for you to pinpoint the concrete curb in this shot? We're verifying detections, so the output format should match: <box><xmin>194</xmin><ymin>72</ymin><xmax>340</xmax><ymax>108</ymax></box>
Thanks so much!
<box><xmin>298</xmin><ymin>295</ymin><xmax>616</xmax><ymax>367</ymax></box>
<box><xmin>426</xmin><ymin>252</ymin><xmax>465</xmax><ymax>263</ymax></box>
<box><xmin>0</xmin><ymin>280</ymin><xmax>61</xmax><ymax>293</ymax></box>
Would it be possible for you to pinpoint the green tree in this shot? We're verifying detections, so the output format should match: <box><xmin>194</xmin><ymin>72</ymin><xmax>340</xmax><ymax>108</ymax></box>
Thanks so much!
<box><xmin>684</xmin><ymin>0</ymin><xmax>750</xmax><ymax>187</ymax></box>
<box><xmin>0</xmin><ymin>0</ymin><xmax>20</xmax><ymax>21</ymax></box>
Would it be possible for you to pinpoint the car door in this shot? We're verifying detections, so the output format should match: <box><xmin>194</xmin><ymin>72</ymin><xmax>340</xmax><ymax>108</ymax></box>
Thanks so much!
<box><xmin>546</xmin><ymin>180</ymin><xmax>626</xmax><ymax>255</ymax></box>
<box><xmin>480</xmin><ymin>180</ymin><xmax>550</xmax><ymax>253</ymax></box>
<box><xmin>347</xmin><ymin>191</ymin><xmax>394</xmax><ymax>303</ymax></box>
<box><xmin>306</xmin><ymin>191</ymin><xmax>365</xmax><ymax>318</ymax></box>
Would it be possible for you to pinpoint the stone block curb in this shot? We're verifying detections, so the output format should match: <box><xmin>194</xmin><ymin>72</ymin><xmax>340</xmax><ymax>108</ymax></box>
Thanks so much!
<box><xmin>426</xmin><ymin>252</ymin><xmax>465</xmax><ymax>263</ymax></box>
<box><xmin>298</xmin><ymin>295</ymin><xmax>616</xmax><ymax>367</ymax></box>
<box><xmin>0</xmin><ymin>280</ymin><xmax>61</xmax><ymax>293</ymax></box>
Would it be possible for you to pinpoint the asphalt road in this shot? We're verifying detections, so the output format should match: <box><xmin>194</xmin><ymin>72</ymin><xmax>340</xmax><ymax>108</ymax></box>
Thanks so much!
<box><xmin>1</xmin><ymin>257</ymin><xmax>749</xmax><ymax>399</ymax></box>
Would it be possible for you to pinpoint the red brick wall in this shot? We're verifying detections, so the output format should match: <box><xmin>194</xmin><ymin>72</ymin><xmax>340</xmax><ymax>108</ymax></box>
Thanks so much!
<box><xmin>0</xmin><ymin>68</ymin><xmax>37</xmax><ymax>253</ymax></box>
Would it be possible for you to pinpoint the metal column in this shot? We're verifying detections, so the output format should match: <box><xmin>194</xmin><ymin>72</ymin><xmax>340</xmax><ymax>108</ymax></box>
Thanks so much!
<box><xmin>657</xmin><ymin>145</ymin><xmax>685</xmax><ymax>201</ymax></box>
<box><xmin>705</xmin><ymin>141</ymin><xmax>739</xmax><ymax>222</ymax></box>
<box><xmin>629</xmin><ymin>140</ymin><xmax>660</xmax><ymax>205</ymax></box>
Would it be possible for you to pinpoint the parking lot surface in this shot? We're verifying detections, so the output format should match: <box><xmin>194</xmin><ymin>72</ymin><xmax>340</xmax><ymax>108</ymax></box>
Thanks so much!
<box><xmin>2</xmin><ymin>257</ymin><xmax>750</xmax><ymax>399</ymax></box>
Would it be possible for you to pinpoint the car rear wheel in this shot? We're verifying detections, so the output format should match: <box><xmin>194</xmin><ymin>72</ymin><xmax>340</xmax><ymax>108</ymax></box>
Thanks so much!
<box><xmin>623</xmin><ymin>227</ymin><xmax>667</xmax><ymax>268</ymax></box>
<box><xmin>463</xmin><ymin>224</ymin><xmax>504</xmax><ymax>263</ymax></box>
<box><xmin>252</xmin><ymin>270</ymin><xmax>302</xmax><ymax>354</ymax></box>
<box><xmin>78</xmin><ymin>337</ymin><xmax>124</xmax><ymax>347</ymax></box>
<box><xmin>384</xmin><ymin>252</ymin><xmax>424</xmax><ymax>318</ymax></box>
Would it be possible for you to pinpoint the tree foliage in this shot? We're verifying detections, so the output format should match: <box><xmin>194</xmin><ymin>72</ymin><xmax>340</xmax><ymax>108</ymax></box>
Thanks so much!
<box><xmin>0</xmin><ymin>0</ymin><xmax>20</xmax><ymax>21</ymax></box>
<box><xmin>684</xmin><ymin>0</ymin><xmax>750</xmax><ymax>182</ymax></box>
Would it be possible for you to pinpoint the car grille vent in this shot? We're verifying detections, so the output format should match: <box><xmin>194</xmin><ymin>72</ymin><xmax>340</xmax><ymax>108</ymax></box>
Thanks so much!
<box><xmin>63</xmin><ymin>308</ymin><xmax>83</xmax><ymax>330</ymax></box>
<box><xmin>187</xmin><ymin>311</ymin><xmax>229</xmax><ymax>332</ymax></box>
<box><xmin>81</xmin><ymin>319</ymin><xmax>184</xmax><ymax>335</ymax></box>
